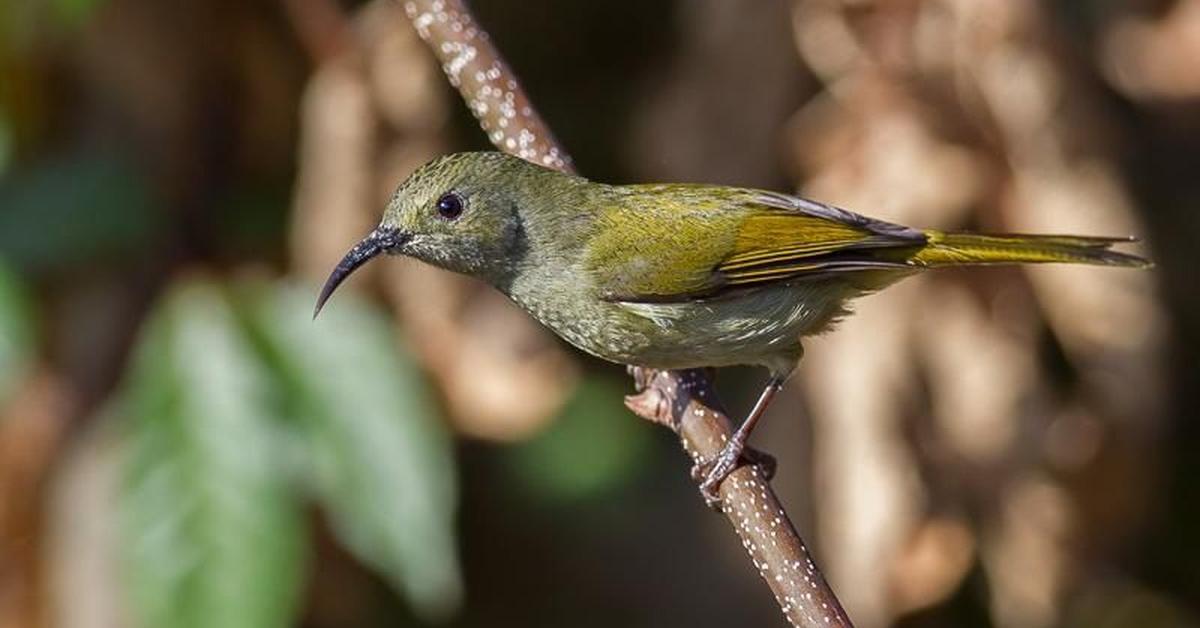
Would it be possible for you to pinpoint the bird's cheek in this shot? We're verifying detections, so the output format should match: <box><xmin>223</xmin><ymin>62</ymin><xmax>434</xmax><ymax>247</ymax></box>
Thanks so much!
<box><xmin>401</xmin><ymin>235</ymin><xmax>460</xmax><ymax>272</ymax></box>
<box><xmin>395</xmin><ymin>234</ymin><xmax>432</xmax><ymax>261</ymax></box>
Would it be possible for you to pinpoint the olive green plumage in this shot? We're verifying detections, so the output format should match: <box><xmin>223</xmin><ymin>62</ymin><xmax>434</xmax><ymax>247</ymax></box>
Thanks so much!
<box><xmin>314</xmin><ymin>150</ymin><xmax>1148</xmax><ymax>501</ymax></box>
<box><xmin>325</xmin><ymin>151</ymin><xmax>1145</xmax><ymax>379</ymax></box>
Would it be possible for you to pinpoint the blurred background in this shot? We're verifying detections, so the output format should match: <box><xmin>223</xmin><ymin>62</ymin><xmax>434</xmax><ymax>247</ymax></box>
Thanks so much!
<box><xmin>1</xmin><ymin>0</ymin><xmax>1198</xmax><ymax>627</ymax></box>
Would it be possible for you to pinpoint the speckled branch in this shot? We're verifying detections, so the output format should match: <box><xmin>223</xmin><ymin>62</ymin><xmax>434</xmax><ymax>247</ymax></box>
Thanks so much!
<box><xmin>400</xmin><ymin>1</ymin><xmax>852</xmax><ymax>626</ymax></box>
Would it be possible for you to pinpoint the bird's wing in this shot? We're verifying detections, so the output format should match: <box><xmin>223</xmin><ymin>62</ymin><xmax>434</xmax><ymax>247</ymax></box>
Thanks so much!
<box><xmin>586</xmin><ymin>187</ymin><xmax>927</xmax><ymax>303</ymax></box>
<box><xmin>714</xmin><ymin>192</ymin><xmax>926</xmax><ymax>290</ymax></box>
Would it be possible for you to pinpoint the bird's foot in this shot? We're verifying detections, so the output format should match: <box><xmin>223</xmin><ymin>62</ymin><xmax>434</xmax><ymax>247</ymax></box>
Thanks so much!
<box><xmin>743</xmin><ymin>447</ymin><xmax>777</xmax><ymax>481</ymax></box>
<box><xmin>691</xmin><ymin>445</ymin><xmax>777</xmax><ymax>510</ymax></box>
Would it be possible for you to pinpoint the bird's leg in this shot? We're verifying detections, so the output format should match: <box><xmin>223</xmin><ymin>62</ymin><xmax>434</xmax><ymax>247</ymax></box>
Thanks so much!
<box><xmin>692</xmin><ymin>376</ymin><xmax>785</xmax><ymax>508</ymax></box>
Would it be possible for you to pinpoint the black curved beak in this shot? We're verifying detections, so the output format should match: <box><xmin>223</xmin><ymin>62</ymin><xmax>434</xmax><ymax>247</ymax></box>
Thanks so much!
<box><xmin>313</xmin><ymin>226</ymin><xmax>408</xmax><ymax>318</ymax></box>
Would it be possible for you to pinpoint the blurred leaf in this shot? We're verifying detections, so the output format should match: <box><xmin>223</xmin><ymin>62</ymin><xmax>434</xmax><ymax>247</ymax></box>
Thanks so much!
<box><xmin>219</xmin><ymin>186</ymin><xmax>291</xmax><ymax>260</ymax></box>
<box><xmin>508</xmin><ymin>376</ymin><xmax>653</xmax><ymax>503</ymax></box>
<box><xmin>0</xmin><ymin>113</ymin><xmax>12</xmax><ymax>176</ymax></box>
<box><xmin>51</xmin><ymin>0</ymin><xmax>107</xmax><ymax>28</ymax></box>
<box><xmin>0</xmin><ymin>261</ymin><xmax>33</xmax><ymax>403</ymax></box>
<box><xmin>0</xmin><ymin>149</ymin><xmax>158</xmax><ymax>273</ymax></box>
<box><xmin>119</xmin><ymin>281</ymin><xmax>305</xmax><ymax>628</ymax></box>
<box><xmin>0</xmin><ymin>0</ymin><xmax>106</xmax><ymax>48</ymax></box>
<box><xmin>244</xmin><ymin>282</ymin><xmax>461</xmax><ymax>618</ymax></box>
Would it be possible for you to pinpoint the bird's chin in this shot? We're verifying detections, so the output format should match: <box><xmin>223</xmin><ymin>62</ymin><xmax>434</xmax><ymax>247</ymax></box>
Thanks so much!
<box><xmin>404</xmin><ymin>237</ymin><xmax>497</xmax><ymax>279</ymax></box>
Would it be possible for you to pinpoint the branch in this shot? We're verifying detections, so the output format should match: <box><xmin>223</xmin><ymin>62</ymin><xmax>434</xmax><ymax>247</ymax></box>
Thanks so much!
<box><xmin>400</xmin><ymin>2</ymin><xmax>852</xmax><ymax>626</ymax></box>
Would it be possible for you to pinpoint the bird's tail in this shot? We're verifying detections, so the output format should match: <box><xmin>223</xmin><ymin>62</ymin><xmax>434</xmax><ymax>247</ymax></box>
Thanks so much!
<box><xmin>907</xmin><ymin>231</ymin><xmax>1151</xmax><ymax>269</ymax></box>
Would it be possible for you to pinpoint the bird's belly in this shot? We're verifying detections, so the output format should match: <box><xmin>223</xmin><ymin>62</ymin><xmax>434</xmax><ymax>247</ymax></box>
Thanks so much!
<box><xmin>513</xmin><ymin>280</ymin><xmax>855</xmax><ymax>371</ymax></box>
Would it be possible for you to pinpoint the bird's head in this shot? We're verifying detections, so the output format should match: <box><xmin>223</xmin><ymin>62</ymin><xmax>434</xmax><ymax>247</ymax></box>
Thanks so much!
<box><xmin>314</xmin><ymin>151</ymin><xmax>566</xmax><ymax>317</ymax></box>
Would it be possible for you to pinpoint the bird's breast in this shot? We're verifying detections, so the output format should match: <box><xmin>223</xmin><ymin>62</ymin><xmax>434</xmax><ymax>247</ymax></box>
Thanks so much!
<box><xmin>506</xmin><ymin>268</ymin><xmax>855</xmax><ymax>371</ymax></box>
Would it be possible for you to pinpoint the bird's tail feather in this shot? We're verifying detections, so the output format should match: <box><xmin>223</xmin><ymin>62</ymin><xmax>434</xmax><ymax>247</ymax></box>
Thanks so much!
<box><xmin>908</xmin><ymin>231</ymin><xmax>1151</xmax><ymax>269</ymax></box>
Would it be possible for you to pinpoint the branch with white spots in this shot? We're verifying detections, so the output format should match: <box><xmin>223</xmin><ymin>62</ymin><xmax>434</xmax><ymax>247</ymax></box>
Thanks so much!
<box><xmin>400</xmin><ymin>1</ymin><xmax>852</xmax><ymax>625</ymax></box>
<box><xmin>626</xmin><ymin>367</ymin><xmax>853</xmax><ymax>628</ymax></box>
<box><xmin>403</xmin><ymin>0</ymin><xmax>571</xmax><ymax>172</ymax></box>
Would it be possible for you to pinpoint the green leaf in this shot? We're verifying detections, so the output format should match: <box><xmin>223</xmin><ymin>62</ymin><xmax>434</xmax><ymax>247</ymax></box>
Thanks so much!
<box><xmin>507</xmin><ymin>376</ymin><xmax>653</xmax><ymax>503</ymax></box>
<box><xmin>51</xmin><ymin>0</ymin><xmax>108</xmax><ymax>27</ymax></box>
<box><xmin>119</xmin><ymin>281</ymin><xmax>305</xmax><ymax>628</ymax></box>
<box><xmin>0</xmin><ymin>149</ymin><xmax>158</xmax><ymax>273</ymax></box>
<box><xmin>244</xmin><ymin>282</ymin><xmax>461</xmax><ymax>618</ymax></box>
<box><xmin>0</xmin><ymin>261</ymin><xmax>33</xmax><ymax>404</ymax></box>
<box><xmin>0</xmin><ymin>113</ymin><xmax>12</xmax><ymax>176</ymax></box>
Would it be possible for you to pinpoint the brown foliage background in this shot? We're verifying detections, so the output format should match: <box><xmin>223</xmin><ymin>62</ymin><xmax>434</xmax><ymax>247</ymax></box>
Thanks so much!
<box><xmin>1</xmin><ymin>1</ymin><xmax>1197</xmax><ymax>627</ymax></box>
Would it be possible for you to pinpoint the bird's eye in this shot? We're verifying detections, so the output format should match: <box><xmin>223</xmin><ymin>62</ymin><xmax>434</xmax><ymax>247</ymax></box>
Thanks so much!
<box><xmin>436</xmin><ymin>192</ymin><xmax>464</xmax><ymax>220</ymax></box>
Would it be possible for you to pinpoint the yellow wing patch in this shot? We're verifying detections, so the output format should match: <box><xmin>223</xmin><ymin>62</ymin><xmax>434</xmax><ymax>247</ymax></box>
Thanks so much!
<box><xmin>717</xmin><ymin>213</ymin><xmax>885</xmax><ymax>286</ymax></box>
<box><xmin>584</xmin><ymin>193</ymin><xmax>740</xmax><ymax>300</ymax></box>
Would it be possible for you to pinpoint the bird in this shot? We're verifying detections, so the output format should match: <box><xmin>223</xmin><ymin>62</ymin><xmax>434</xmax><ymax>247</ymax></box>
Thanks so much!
<box><xmin>314</xmin><ymin>151</ymin><xmax>1149</xmax><ymax>504</ymax></box>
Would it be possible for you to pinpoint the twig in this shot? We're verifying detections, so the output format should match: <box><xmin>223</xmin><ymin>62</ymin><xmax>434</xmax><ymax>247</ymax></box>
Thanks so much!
<box><xmin>400</xmin><ymin>1</ymin><xmax>853</xmax><ymax>625</ymax></box>
<box><xmin>402</xmin><ymin>0</ymin><xmax>571</xmax><ymax>173</ymax></box>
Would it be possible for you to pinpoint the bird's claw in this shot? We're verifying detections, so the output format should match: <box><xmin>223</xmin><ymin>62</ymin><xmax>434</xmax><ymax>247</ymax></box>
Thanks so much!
<box><xmin>692</xmin><ymin>453</ymin><xmax>737</xmax><ymax>510</ymax></box>
<box><xmin>691</xmin><ymin>445</ymin><xmax>777</xmax><ymax>510</ymax></box>
<box><xmin>743</xmin><ymin>447</ymin><xmax>777</xmax><ymax>481</ymax></box>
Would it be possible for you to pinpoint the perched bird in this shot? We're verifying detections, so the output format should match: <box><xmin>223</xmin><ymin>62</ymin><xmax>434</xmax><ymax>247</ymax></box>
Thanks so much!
<box><xmin>315</xmin><ymin>151</ymin><xmax>1149</xmax><ymax>503</ymax></box>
